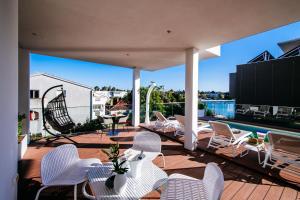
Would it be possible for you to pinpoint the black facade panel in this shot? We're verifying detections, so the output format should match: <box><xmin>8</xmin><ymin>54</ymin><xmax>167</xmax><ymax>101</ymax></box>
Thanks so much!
<box><xmin>293</xmin><ymin>57</ymin><xmax>300</xmax><ymax>106</ymax></box>
<box><xmin>229</xmin><ymin>73</ymin><xmax>236</xmax><ymax>98</ymax></box>
<box><xmin>234</xmin><ymin>56</ymin><xmax>300</xmax><ymax>107</ymax></box>
<box><xmin>236</xmin><ymin>67</ymin><xmax>243</xmax><ymax>103</ymax></box>
<box><xmin>255</xmin><ymin>63</ymin><xmax>273</xmax><ymax>105</ymax></box>
<box><xmin>273</xmin><ymin>59</ymin><xmax>293</xmax><ymax>106</ymax></box>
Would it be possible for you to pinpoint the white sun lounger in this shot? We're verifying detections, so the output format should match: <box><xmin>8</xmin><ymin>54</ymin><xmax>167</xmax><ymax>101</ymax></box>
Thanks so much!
<box><xmin>207</xmin><ymin>121</ymin><xmax>252</xmax><ymax>157</ymax></box>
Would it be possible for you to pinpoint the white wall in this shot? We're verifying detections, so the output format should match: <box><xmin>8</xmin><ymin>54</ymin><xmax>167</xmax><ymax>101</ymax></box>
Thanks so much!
<box><xmin>18</xmin><ymin>48</ymin><xmax>30</xmax><ymax>135</ymax></box>
<box><xmin>30</xmin><ymin>75</ymin><xmax>92</xmax><ymax>134</ymax></box>
<box><xmin>0</xmin><ymin>0</ymin><xmax>18</xmax><ymax>199</ymax></box>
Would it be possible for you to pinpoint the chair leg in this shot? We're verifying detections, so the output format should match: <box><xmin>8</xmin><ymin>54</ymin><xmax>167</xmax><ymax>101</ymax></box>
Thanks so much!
<box><xmin>74</xmin><ymin>184</ymin><xmax>77</xmax><ymax>200</ymax></box>
<box><xmin>34</xmin><ymin>186</ymin><xmax>48</xmax><ymax>200</ymax></box>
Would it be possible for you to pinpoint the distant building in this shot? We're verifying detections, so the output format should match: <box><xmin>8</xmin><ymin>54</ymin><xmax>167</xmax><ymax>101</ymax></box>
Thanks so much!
<box><xmin>92</xmin><ymin>90</ymin><xmax>128</xmax><ymax>118</ymax></box>
<box><xmin>229</xmin><ymin>38</ymin><xmax>300</xmax><ymax>107</ymax></box>
<box><xmin>30</xmin><ymin>73</ymin><xmax>128</xmax><ymax>134</ymax></box>
<box><xmin>30</xmin><ymin>73</ymin><xmax>93</xmax><ymax>134</ymax></box>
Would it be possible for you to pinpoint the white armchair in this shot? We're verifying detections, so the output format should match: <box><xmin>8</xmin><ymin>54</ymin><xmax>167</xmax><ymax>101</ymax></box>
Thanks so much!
<box><xmin>160</xmin><ymin>162</ymin><xmax>224</xmax><ymax>200</ymax></box>
<box><xmin>34</xmin><ymin>144</ymin><xmax>101</xmax><ymax>200</ymax></box>
<box><xmin>124</xmin><ymin>131</ymin><xmax>166</xmax><ymax>168</ymax></box>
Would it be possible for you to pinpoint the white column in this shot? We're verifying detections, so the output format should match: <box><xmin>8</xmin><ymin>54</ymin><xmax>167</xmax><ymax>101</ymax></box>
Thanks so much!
<box><xmin>0</xmin><ymin>0</ymin><xmax>18</xmax><ymax>199</ymax></box>
<box><xmin>132</xmin><ymin>68</ymin><xmax>140</xmax><ymax>127</ymax></box>
<box><xmin>184</xmin><ymin>48</ymin><xmax>199</xmax><ymax>151</ymax></box>
<box><xmin>18</xmin><ymin>48</ymin><xmax>30</xmax><ymax>135</ymax></box>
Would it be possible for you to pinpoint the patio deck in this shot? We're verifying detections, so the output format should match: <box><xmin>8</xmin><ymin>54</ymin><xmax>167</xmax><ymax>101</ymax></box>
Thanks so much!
<box><xmin>140</xmin><ymin>122</ymin><xmax>300</xmax><ymax>188</ymax></box>
<box><xmin>18</xmin><ymin>127</ymin><xmax>299</xmax><ymax>200</ymax></box>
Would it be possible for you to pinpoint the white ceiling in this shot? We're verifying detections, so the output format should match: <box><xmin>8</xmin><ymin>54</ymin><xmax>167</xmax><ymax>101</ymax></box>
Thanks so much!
<box><xmin>19</xmin><ymin>0</ymin><xmax>300</xmax><ymax>70</ymax></box>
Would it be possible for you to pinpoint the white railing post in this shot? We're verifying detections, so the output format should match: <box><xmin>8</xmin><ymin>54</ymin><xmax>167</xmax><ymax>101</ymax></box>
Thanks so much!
<box><xmin>184</xmin><ymin>48</ymin><xmax>199</xmax><ymax>151</ymax></box>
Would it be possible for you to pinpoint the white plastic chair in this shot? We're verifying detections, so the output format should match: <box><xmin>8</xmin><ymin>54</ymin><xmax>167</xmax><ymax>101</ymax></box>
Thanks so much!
<box><xmin>124</xmin><ymin>131</ymin><xmax>166</xmax><ymax>167</ymax></box>
<box><xmin>160</xmin><ymin>162</ymin><xmax>224</xmax><ymax>200</ymax></box>
<box><xmin>34</xmin><ymin>144</ymin><xmax>102</xmax><ymax>200</ymax></box>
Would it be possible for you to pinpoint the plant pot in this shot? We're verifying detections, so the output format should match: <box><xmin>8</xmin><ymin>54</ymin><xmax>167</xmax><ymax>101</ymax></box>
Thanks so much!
<box><xmin>114</xmin><ymin>173</ymin><xmax>127</xmax><ymax>194</ymax></box>
<box><xmin>198</xmin><ymin>109</ymin><xmax>205</xmax><ymax>117</ymax></box>
<box><xmin>105</xmin><ymin>175</ymin><xmax>115</xmax><ymax>189</ymax></box>
<box><xmin>18</xmin><ymin>134</ymin><xmax>28</xmax><ymax>160</ymax></box>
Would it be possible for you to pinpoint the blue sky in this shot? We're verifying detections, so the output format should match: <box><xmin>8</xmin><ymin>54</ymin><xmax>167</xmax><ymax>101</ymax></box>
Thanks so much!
<box><xmin>30</xmin><ymin>21</ymin><xmax>300</xmax><ymax>92</ymax></box>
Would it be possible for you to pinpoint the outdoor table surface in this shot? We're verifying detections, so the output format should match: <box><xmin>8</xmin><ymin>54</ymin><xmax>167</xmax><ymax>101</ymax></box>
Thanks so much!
<box><xmin>86</xmin><ymin>162</ymin><xmax>168</xmax><ymax>200</ymax></box>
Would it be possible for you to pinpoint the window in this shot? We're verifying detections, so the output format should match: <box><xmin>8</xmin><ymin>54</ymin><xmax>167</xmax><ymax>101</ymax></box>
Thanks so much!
<box><xmin>30</xmin><ymin>90</ymin><xmax>39</xmax><ymax>99</ymax></box>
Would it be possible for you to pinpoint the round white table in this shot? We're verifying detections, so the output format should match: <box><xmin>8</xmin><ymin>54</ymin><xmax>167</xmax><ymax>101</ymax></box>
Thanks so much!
<box><xmin>83</xmin><ymin>163</ymin><xmax>168</xmax><ymax>200</ymax></box>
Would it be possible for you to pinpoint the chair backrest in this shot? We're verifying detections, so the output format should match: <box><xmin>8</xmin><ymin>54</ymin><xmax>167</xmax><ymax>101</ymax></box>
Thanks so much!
<box><xmin>277</xmin><ymin>106</ymin><xmax>293</xmax><ymax>115</ymax></box>
<box><xmin>41</xmin><ymin>144</ymin><xmax>79</xmax><ymax>185</ymax></box>
<box><xmin>243</xmin><ymin>104</ymin><xmax>250</xmax><ymax>110</ymax></box>
<box><xmin>119</xmin><ymin>115</ymin><xmax>129</xmax><ymax>123</ymax></box>
<box><xmin>268</xmin><ymin>132</ymin><xmax>300</xmax><ymax>155</ymax></box>
<box><xmin>209</xmin><ymin>121</ymin><xmax>234</xmax><ymax>139</ymax></box>
<box><xmin>203</xmin><ymin>162</ymin><xmax>224</xmax><ymax>200</ymax></box>
<box><xmin>259</xmin><ymin>105</ymin><xmax>270</xmax><ymax>112</ymax></box>
<box><xmin>42</xmin><ymin>85</ymin><xmax>75</xmax><ymax>133</ymax></box>
<box><xmin>101</xmin><ymin>116</ymin><xmax>113</xmax><ymax>125</ymax></box>
<box><xmin>132</xmin><ymin>131</ymin><xmax>162</xmax><ymax>152</ymax></box>
<box><xmin>174</xmin><ymin>114</ymin><xmax>185</xmax><ymax>126</ymax></box>
<box><xmin>154</xmin><ymin>111</ymin><xmax>168</xmax><ymax>122</ymax></box>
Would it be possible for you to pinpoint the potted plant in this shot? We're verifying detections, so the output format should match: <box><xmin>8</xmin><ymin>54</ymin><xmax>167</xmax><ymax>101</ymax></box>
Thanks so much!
<box><xmin>198</xmin><ymin>102</ymin><xmax>206</xmax><ymax>117</ymax></box>
<box><xmin>18</xmin><ymin>113</ymin><xmax>27</xmax><ymax>160</ymax></box>
<box><xmin>112</xmin><ymin>158</ymin><xmax>129</xmax><ymax>194</ymax></box>
<box><xmin>102</xmin><ymin>143</ymin><xmax>129</xmax><ymax>194</ymax></box>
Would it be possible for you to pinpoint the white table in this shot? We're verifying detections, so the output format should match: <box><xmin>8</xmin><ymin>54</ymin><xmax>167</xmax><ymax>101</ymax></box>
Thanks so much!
<box><xmin>83</xmin><ymin>163</ymin><xmax>168</xmax><ymax>200</ymax></box>
<box><xmin>238</xmin><ymin>138</ymin><xmax>265</xmax><ymax>165</ymax></box>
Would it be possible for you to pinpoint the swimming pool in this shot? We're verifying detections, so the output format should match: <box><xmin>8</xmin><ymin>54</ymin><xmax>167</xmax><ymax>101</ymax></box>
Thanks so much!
<box><xmin>219</xmin><ymin>120</ymin><xmax>300</xmax><ymax>137</ymax></box>
<box><xmin>201</xmin><ymin>100</ymin><xmax>235</xmax><ymax>119</ymax></box>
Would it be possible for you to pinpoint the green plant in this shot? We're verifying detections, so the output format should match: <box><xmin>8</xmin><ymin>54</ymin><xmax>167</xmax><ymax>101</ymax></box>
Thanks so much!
<box><xmin>18</xmin><ymin>113</ymin><xmax>26</xmax><ymax>136</ymax></box>
<box><xmin>102</xmin><ymin>143</ymin><xmax>120</xmax><ymax>162</ymax></box>
<box><xmin>206</xmin><ymin>109</ymin><xmax>214</xmax><ymax>116</ymax></box>
<box><xmin>198</xmin><ymin>103</ymin><xmax>206</xmax><ymax>110</ymax></box>
<box><xmin>112</xmin><ymin>159</ymin><xmax>128</xmax><ymax>174</ymax></box>
<box><xmin>102</xmin><ymin>143</ymin><xmax>128</xmax><ymax>174</ymax></box>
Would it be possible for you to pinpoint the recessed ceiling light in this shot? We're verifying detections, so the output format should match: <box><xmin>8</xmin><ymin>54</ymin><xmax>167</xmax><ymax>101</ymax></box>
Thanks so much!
<box><xmin>166</xmin><ymin>30</ymin><xmax>172</xmax><ymax>34</ymax></box>
<box><xmin>126</xmin><ymin>53</ymin><xmax>130</xmax><ymax>56</ymax></box>
<box><xmin>32</xmin><ymin>32</ymin><xmax>38</xmax><ymax>36</ymax></box>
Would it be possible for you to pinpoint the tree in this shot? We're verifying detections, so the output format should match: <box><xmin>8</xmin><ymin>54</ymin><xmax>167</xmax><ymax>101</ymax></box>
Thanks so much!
<box><xmin>94</xmin><ymin>86</ymin><xmax>100</xmax><ymax>91</ymax></box>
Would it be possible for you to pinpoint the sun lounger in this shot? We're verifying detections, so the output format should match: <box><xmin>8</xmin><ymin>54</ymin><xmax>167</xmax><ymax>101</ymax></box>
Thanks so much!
<box><xmin>174</xmin><ymin>114</ymin><xmax>211</xmax><ymax>136</ymax></box>
<box><xmin>253</xmin><ymin>105</ymin><xmax>270</xmax><ymax>118</ymax></box>
<box><xmin>207</xmin><ymin>121</ymin><xmax>252</xmax><ymax>157</ymax></box>
<box><xmin>153</xmin><ymin>111</ymin><xmax>180</xmax><ymax>132</ymax></box>
<box><xmin>236</xmin><ymin>104</ymin><xmax>251</xmax><ymax>115</ymax></box>
<box><xmin>276</xmin><ymin>106</ymin><xmax>294</xmax><ymax>119</ymax></box>
<box><xmin>263</xmin><ymin>132</ymin><xmax>300</xmax><ymax>174</ymax></box>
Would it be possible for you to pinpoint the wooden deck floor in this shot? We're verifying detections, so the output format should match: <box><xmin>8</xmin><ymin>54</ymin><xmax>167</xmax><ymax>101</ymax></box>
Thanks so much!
<box><xmin>18</xmin><ymin>127</ymin><xmax>300</xmax><ymax>200</ymax></box>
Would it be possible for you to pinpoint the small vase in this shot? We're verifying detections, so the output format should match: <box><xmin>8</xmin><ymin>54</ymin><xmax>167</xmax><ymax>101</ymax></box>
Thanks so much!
<box><xmin>114</xmin><ymin>173</ymin><xmax>127</xmax><ymax>194</ymax></box>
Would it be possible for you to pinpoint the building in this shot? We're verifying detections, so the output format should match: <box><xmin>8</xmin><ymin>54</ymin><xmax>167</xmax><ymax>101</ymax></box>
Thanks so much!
<box><xmin>229</xmin><ymin>38</ymin><xmax>300</xmax><ymax>107</ymax></box>
<box><xmin>30</xmin><ymin>73</ymin><xmax>93</xmax><ymax>134</ymax></box>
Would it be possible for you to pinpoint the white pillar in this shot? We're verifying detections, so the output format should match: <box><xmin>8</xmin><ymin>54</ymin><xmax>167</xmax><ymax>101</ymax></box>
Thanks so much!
<box><xmin>0</xmin><ymin>0</ymin><xmax>18</xmax><ymax>199</ymax></box>
<box><xmin>184</xmin><ymin>48</ymin><xmax>199</xmax><ymax>151</ymax></box>
<box><xmin>132</xmin><ymin>68</ymin><xmax>140</xmax><ymax>127</ymax></box>
<box><xmin>18</xmin><ymin>48</ymin><xmax>30</xmax><ymax>135</ymax></box>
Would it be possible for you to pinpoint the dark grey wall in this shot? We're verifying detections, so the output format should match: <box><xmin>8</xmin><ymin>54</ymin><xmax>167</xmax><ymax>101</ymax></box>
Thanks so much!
<box><xmin>229</xmin><ymin>73</ymin><xmax>236</xmax><ymax>98</ymax></box>
<box><xmin>235</xmin><ymin>56</ymin><xmax>300</xmax><ymax>107</ymax></box>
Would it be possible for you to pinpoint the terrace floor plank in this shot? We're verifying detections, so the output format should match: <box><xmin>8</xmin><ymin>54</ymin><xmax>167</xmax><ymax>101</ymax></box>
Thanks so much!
<box><xmin>18</xmin><ymin>127</ymin><xmax>299</xmax><ymax>200</ymax></box>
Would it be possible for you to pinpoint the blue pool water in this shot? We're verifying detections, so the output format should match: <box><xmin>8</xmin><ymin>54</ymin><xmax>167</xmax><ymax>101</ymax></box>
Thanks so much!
<box><xmin>224</xmin><ymin>121</ymin><xmax>269</xmax><ymax>134</ymax></box>
<box><xmin>202</xmin><ymin>100</ymin><xmax>235</xmax><ymax>119</ymax></box>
